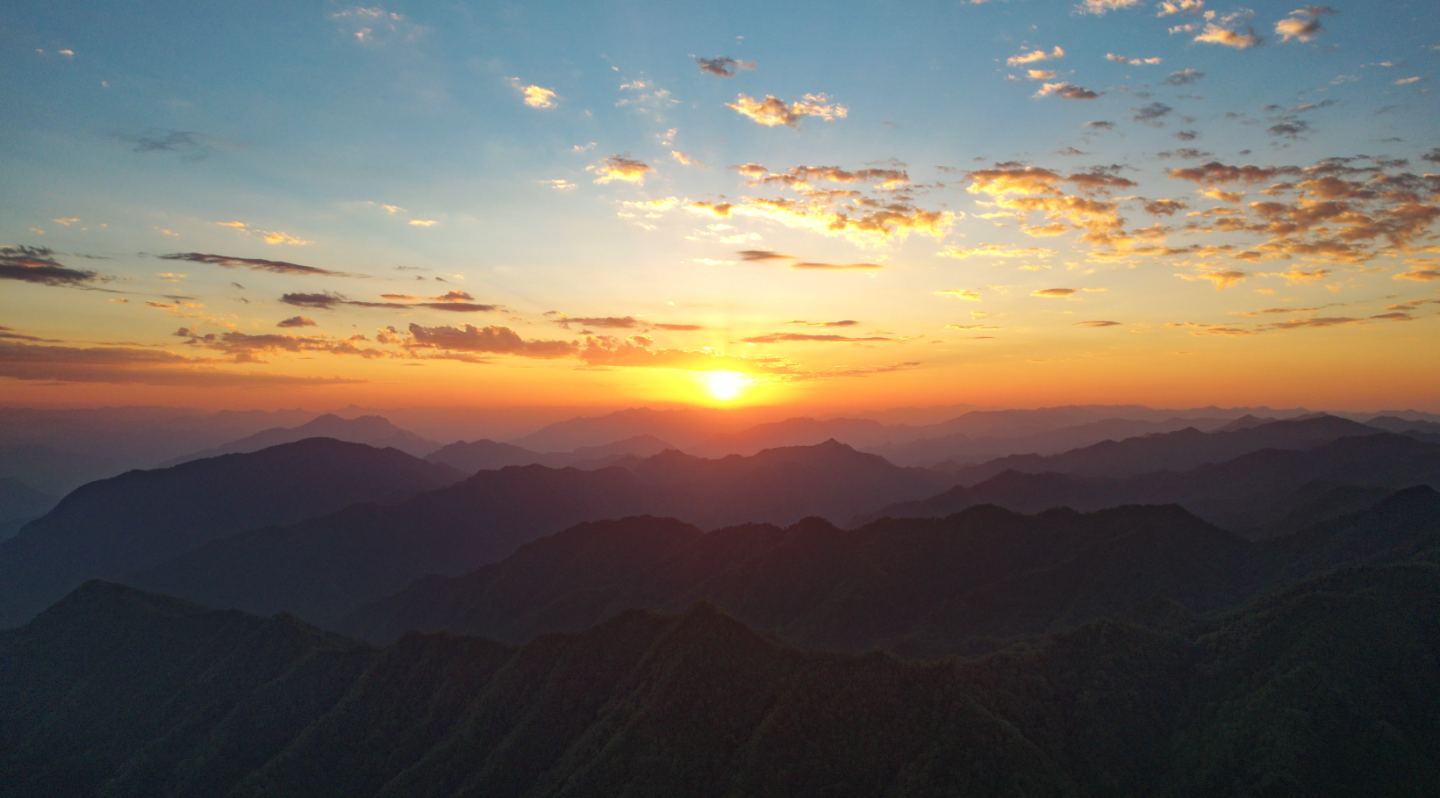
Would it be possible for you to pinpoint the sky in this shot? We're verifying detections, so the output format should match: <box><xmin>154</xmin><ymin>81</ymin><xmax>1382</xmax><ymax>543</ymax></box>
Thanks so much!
<box><xmin>2</xmin><ymin>0</ymin><xmax>1439</xmax><ymax>412</ymax></box>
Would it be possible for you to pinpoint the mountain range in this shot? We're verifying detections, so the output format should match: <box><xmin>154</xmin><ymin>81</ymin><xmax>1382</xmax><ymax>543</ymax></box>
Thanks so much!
<box><xmin>0</xmin><ymin>439</ymin><xmax>465</xmax><ymax>627</ymax></box>
<box><xmin>6</xmin><ymin>552</ymin><xmax>1439</xmax><ymax>797</ymax></box>
<box><xmin>335</xmin><ymin>486</ymin><xmax>1440</xmax><ymax>658</ymax></box>
<box><xmin>123</xmin><ymin>440</ymin><xmax>953</xmax><ymax>623</ymax></box>
<box><xmin>161</xmin><ymin>414</ymin><xmax>439</xmax><ymax>465</ymax></box>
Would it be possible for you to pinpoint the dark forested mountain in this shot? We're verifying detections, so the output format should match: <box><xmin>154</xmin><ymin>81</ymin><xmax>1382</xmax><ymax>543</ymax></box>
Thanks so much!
<box><xmin>125</xmin><ymin>441</ymin><xmax>952</xmax><ymax>623</ymax></box>
<box><xmin>162</xmin><ymin>414</ymin><xmax>438</xmax><ymax>465</ymax></box>
<box><xmin>941</xmin><ymin>415</ymin><xmax>1380</xmax><ymax>483</ymax></box>
<box><xmin>337</xmin><ymin>487</ymin><xmax>1440</xmax><ymax>657</ymax></box>
<box><xmin>0</xmin><ymin>439</ymin><xmax>466</xmax><ymax>628</ymax></box>
<box><xmin>855</xmin><ymin>432</ymin><xmax>1440</xmax><ymax>532</ymax></box>
<box><xmin>7</xmin><ymin>562</ymin><xmax>1440</xmax><ymax>798</ymax></box>
<box><xmin>424</xmin><ymin>434</ymin><xmax>674</xmax><ymax>473</ymax></box>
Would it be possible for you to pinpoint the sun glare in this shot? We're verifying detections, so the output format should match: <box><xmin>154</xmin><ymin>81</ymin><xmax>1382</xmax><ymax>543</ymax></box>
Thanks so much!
<box><xmin>702</xmin><ymin>371</ymin><xmax>745</xmax><ymax>401</ymax></box>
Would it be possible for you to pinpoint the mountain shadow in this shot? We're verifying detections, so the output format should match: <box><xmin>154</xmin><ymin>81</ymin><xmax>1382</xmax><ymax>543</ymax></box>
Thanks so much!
<box><xmin>6</xmin><ymin>562</ymin><xmax>1440</xmax><ymax>797</ymax></box>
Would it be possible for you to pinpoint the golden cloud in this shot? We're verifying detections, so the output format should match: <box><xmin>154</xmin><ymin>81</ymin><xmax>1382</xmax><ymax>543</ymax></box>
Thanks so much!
<box><xmin>590</xmin><ymin>155</ymin><xmax>652</xmax><ymax>184</ymax></box>
<box><xmin>935</xmin><ymin>289</ymin><xmax>981</xmax><ymax>301</ymax></box>
<box><xmin>1006</xmin><ymin>46</ymin><xmax>1064</xmax><ymax>67</ymax></box>
<box><xmin>1032</xmin><ymin>288</ymin><xmax>1078</xmax><ymax>297</ymax></box>
<box><xmin>506</xmin><ymin>78</ymin><xmax>558</xmax><ymax>108</ymax></box>
<box><xmin>726</xmin><ymin>93</ymin><xmax>848</xmax><ymax>127</ymax></box>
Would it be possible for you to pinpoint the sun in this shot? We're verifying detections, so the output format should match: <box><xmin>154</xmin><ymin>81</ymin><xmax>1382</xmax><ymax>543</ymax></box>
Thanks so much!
<box><xmin>701</xmin><ymin>371</ymin><xmax>746</xmax><ymax>401</ymax></box>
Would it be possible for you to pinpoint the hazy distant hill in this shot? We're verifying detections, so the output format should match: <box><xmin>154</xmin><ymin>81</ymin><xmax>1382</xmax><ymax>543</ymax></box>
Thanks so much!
<box><xmin>0</xmin><ymin>477</ymin><xmax>57</xmax><ymax>524</ymax></box>
<box><xmin>424</xmin><ymin>434</ymin><xmax>674</xmax><ymax>473</ymax></box>
<box><xmin>854</xmin><ymin>431</ymin><xmax>1440</xmax><ymax>532</ymax></box>
<box><xmin>509</xmin><ymin>406</ymin><xmax>756</xmax><ymax>452</ymax></box>
<box><xmin>868</xmin><ymin>415</ymin><xmax>1233</xmax><ymax>467</ymax></box>
<box><xmin>941</xmin><ymin>415</ymin><xmax>1380</xmax><ymax>483</ymax></box>
<box><xmin>9</xmin><ymin>555</ymin><xmax>1440</xmax><ymax>796</ymax></box>
<box><xmin>127</xmin><ymin>441</ymin><xmax>953</xmax><ymax>622</ymax></box>
<box><xmin>162</xmin><ymin>414</ymin><xmax>438</xmax><ymax>465</ymax></box>
<box><xmin>338</xmin><ymin>487</ymin><xmax>1440</xmax><ymax>657</ymax></box>
<box><xmin>0</xmin><ymin>439</ymin><xmax>466</xmax><ymax>628</ymax></box>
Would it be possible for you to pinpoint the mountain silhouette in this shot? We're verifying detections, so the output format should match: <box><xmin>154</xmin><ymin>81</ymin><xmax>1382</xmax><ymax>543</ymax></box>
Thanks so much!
<box><xmin>337</xmin><ymin>487</ymin><xmax>1440</xmax><ymax>657</ymax></box>
<box><xmin>941</xmin><ymin>414</ymin><xmax>1380</xmax><ymax>483</ymax></box>
<box><xmin>854</xmin><ymin>431</ymin><xmax>1440</xmax><ymax>532</ymax></box>
<box><xmin>8</xmin><ymin>557</ymin><xmax>1440</xmax><ymax>796</ymax></box>
<box><xmin>0</xmin><ymin>477</ymin><xmax>57</xmax><ymax>528</ymax></box>
<box><xmin>424</xmin><ymin>434</ymin><xmax>674</xmax><ymax>473</ymax></box>
<box><xmin>0</xmin><ymin>439</ymin><xmax>466</xmax><ymax>628</ymax></box>
<box><xmin>161</xmin><ymin>414</ymin><xmax>438</xmax><ymax>465</ymax></box>
<box><xmin>125</xmin><ymin>440</ymin><xmax>953</xmax><ymax>622</ymax></box>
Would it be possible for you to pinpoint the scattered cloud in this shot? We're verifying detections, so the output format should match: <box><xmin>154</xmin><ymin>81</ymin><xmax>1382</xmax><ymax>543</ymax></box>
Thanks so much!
<box><xmin>1032</xmin><ymin>288</ymin><xmax>1079</xmax><ymax>297</ymax></box>
<box><xmin>213</xmin><ymin>221</ymin><xmax>312</xmax><ymax>246</ymax></box>
<box><xmin>936</xmin><ymin>289</ymin><xmax>982</xmax><ymax>301</ymax></box>
<box><xmin>1177</xmin><ymin>269</ymin><xmax>1247</xmax><ymax>289</ymax></box>
<box><xmin>1156</xmin><ymin>0</ymin><xmax>1205</xmax><ymax>16</ymax></box>
<box><xmin>1275</xmin><ymin>6</ymin><xmax>1335</xmax><ymax>43</ymax></box>
<box><xmin>1106</xmin><ymin>53</ymin><xmax>1162</xmax><ymax>65</ymax></box>
<box><xmin>671</xmin><ymin>151</ymin><xmax>703</xmax><ymax>167</ymax></box>
<box><xmin>1164</xmin><ymin>68</ymin><xmax>1204</xmax><ymax>85</ymax></box>
<box><xmin>1076</xmin><ymin>0</ymin><xmax>1141</xmax><ymax>15</ymax></box>
<box><xmin>741</xmin><ymin>332</ymin><xmax>892</xmax><ymax>343</ymax></box>
<box><xmin>726</xmin><ymin>93</ymin><xmax>848</xmax><ymax>127</ymax></box>
<box><xmin>1075</xmin><ymin>320</ymin><xmax>1122</xmax><ymax>326</ymax></box>
<box><xmin>277</xmin><ymin>316</ymin><xmax>316</xmax><ymax>328</ymax></box>
<box><xmin>113</xmin><ymin>129</ymin><xmax>231</xmax><ymax>159</ymax></box>
<box><xmin>694</xmin><ymin>56</ymin><xmax>755</xmax><ymax>77</ymax></box>
<box><xmin>506</xmin><ymin>77</ymin><xmax>558</xmax><ymax>108</ymax></box>
<box><xmin>1035</xmin><ymin>82</ymin><xmax>1102</xmax><ymax>100</ymax></box>
<box><xmin>1194</xmin><ymin>22</ymin><xmax>1263</xmax><ymax>49</ymax></box>
<box><xmin>589</xmin><ymin>154</ymin><xmax>652</xmax><ymax>184</ymax></box>
<box><xmin>1394</xmin><ymin>76</ymin><xmax>1422</xmax><ymax>86</ymax></box>
<box><xmin>1133</xmin><ymin>102</ymin><xmax>1174</xmax><ymax>124</ymax></box>
<box><xmin>787</xmin><ymin>319</ymin><xmax>859</xmax><ymax>327</ymax></box>
<box><xmin>160</xmin><ymin>252</ymin><xmax>349</xmax><ymax>277</ymax></box>
<box><xmin>331</xmin><ymin>6</ymin><xmax>427</xmax><ymax>45</ymax></box>
<box><xmin>0</xmin><ymin>246</ymin><xmax>101</xmax><ymax>287</ymax></box>
<box><xmin>0</xmin><ymin>340</ymin><xmax>361</xmax><ymax>387</ymax></box>
<box><xmin>1007</xmin><ymin>46</ymin><xmax>1064</xmax><ymax>67</ymax></box>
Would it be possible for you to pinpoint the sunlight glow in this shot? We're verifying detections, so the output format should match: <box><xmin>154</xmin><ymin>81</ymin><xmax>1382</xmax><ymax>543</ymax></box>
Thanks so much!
<box><xmin>702</xmin><ymin>371</ymin><xmax>746</xmax><ymax>401</ymax></box>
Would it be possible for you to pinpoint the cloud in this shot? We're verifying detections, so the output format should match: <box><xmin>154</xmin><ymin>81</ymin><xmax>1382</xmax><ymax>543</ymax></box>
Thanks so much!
<box><xmin>280</xmin><ymin>292</ymin><xmax>346</xmax><ymax>310</ymax></box>
<box><xmin>1145</xmin><ymin>199</ymin><xmax>1188</xmax><ymax>215</ymax></box>
<box><xmin>589</xmin><ymin>155</ymin><xmax>652</xmax><ymax>184</ymax></box>
<box><xmin>1275</xmin><ymin>6</ymin><xmax>1335</xmax><ymax>43</ymax></box>
<box><xmin>788</xmin><ymin>319</ymin><xmax>859</xmax><ymax>327</ymax></box>
<box><xmin>277</xmin><ymin>316</ymin><xmax>316</xmax><ymax>328</ymax></box>
<box><xmin>506</xmin><ymin>78</ymin><xmax>558</xmax><ymax>108</ymax></box>
<box><xmin>1395</xmin><ymin>267</ymin><xmax>1440</xmax><ymax>281</ymax></box>
<box><xmin>1007</xmin><ymin>46</ymin><xmax>1064</xmax><ymax>67</ymax></box>
<box><xmin>113</xmin><ymin>129</ymin><xmax>230</xmax><ymax>159</ymax></box>
<box><xmin>1074</xmin><ymin>320</ymin><xmax>1122</xmax><ymax>326</ymax></box>
<box><xmin>1085</xmin><ymin>120</ymin><xmax>1117</xmax><ymax>129</ymax></box>
<box><xmin>1177</xmin><ymin>269</ymin><xmax>1247</xmax><ymax>289</ymax></box>
<box><xmin>695</xmin><ymin>56</ymin><xmax>755</xmax><ymax>77</ymax></box>
<box><xmin>936</xmin><ymin>289</ymin><xmax>981</xmax><ymax>300</ymax></box>
<box><xmin>0</xmin><ymin>340</ymin><xmax>361</xmax><ymax>387</ymax></box>
<box><xmin>548</xmin><ymin>312</ymin><xmax>640</xmax><ymax>330</ymax></box>
<box><xmin>542</xmin><ymin>179</ymin><xmax>576</xmax><ymax>191</ymax></box>
<box><xmin>212</xmin><ymin>222</ymin><xmax>312</xmax><ymax>246</ymax></box>
<box><xmin>1168</xmin><ymin>162</ymin><xmax>1296</xmax><ymax>185</ymax></box>
<box><xmin>1106</xmin><ymin>53</ymin><xmax>1162</xmax><ymax>65</ymax></box>
<box><xmin>791</xmin><ymin>261</ymin><xmax>883</xmax><ymax>270</ymax></box>
<box><xmin>740</xmin><ymin>332</ymin><xmax>892</xmax><ymax>344</ymax></box>
<box><xmin>408</xmin><ymin>219</ymin><xmax>437</xmax><ymax>227</ymax></box>
<box><xmin>652</xmin><ymin>323</ymin><xmax>704</xmax><ymax>331</ymax></box>
<box><xmin>1394</xmin><ymin>76</ymin><xmax>1422</xmax><ymax>86</ymax></box>
<box><xmin>1156</xmin><ymin>0</ymin><xmax>1205</xmax><ymax>16</ymax></box>
<box><xmin>1267</xmin><ymin>120</ymin><xmax>1310</xmax><ymax>138</ymax></box>
<box><xmin>738</xmin><ymin>250</ymin><xmax>792</xmax><ymax>261</ymax></box>
<box><xmin>159</xmin><ymin>252</ymin><xmax>349</xmax><ymax>277</ymax></box>
<box><xmin>1164</xmin><ymin>68</ymin><xmax>1204</xmax><ymax>85</ymax></box>
<box><xmin>671</xmin><ymin>151</ymin><xmax>703</xmax><ymax>167</ymax></box>
<box><xmin>1032</xmin><ymin>288</ymin><xmax>1079</xmax><ymax>297</ymax></box>
<box><xmin>1076</xmin><ymin>0</ymin><xmax>1141</xmax><ymax>15</ymax></box>
<box><xmin>331</xmin><ymin>6</ymin><xmax>426</xmax><ymax>44</ymax></box>
<box><xmin>1034</xmin><ymin>82</ymin><xmax>1102</xmax><ymax>100</ymax></box>
<box><xmin>726</xmin><ymin>93</ymin><xmax>848</xmax><ymax>127</ymax></box>
<box><xmin>938</xmin><ymin>243</ymin><xmax>1059</xmax><ymax>259</ymax></box>
<box><xmin>1194</xmin><ymin>22</ymin><xmax>1263</xmax><ymax>49</ymax></box>
<box><xmin>1133</xmin><ymin>102</ymin><xmax>1173</xmax><ymax>124</ymax></box>
<box><xmin>407</xmin><ymin>323</ymin><xmax>577</xmax><ymax>359</ymax></box>
<box><xmin>1027</xmin><ymin>69</ymin><xmax>1058</xmax><ymax>81</ymax></box>
<box><xmin>0</xmin><ymin>246</ymin><xmax>100</xmax><ymax>287</ymax></box>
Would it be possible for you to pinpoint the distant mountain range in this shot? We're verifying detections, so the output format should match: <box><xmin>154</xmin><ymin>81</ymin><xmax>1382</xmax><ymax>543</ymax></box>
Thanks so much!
<box><xmin>161</xmin><ymin>413</ymin><xmax>438</xmax><ymax>465</ymax></box>
<box><xmin>854</xmin><ymin>430</ymin><xmax>1440</xmax><ymax>532</ymax></box>
<box><xmin>0</xmin><ymin>439</ymin><xmax>465</xmax><ymax>627</ymax></box>
<box><xmin>336</xmin><ymin>487</ymin><xmax>1440</xmax><ymax>658</ymax></box>
<box><xmin>0</xmin><ymin>478</ymin><xmax>57</xmax><ymax>542</ymax></box>
<box><xmin>124</xmin><ymin>440</ymin><xmax>953</xmax><ymax>623</ymax></box>
<box><xmin>424</xmin><ymin>434</ymin><xmax>674</xmax><ymax>473</ymax></box>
